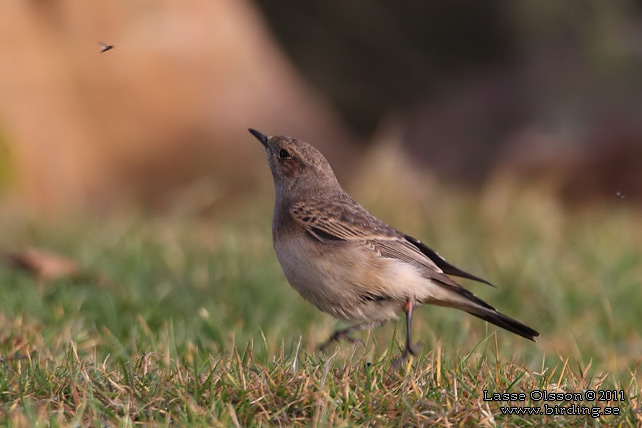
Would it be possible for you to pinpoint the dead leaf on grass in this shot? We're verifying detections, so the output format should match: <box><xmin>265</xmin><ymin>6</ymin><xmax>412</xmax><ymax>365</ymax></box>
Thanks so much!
<box><xmin>1</xmin><ymin>247</ymin><xmax>110</xmax><ymax>286</ymax></box>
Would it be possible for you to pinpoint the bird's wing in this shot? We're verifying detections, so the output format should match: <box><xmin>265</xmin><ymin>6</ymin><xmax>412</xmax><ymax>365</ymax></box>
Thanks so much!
<box><xmin>403</xmin><ymin>234</ymin><xmax>494</xmax><ymax>287</ymax></box>
<box><xmin>290</xmin><ymin>199</ymin><xmax>453</xmax><ymax>284</ymax></box>
<box><xmin>290</xmin><ymin>197</ymin><xmax>492</xmax><ymax>288</ymax></box>
<box><xmin>290</xmin><ymin>196</ymin><xmax>397</xmax><ymax>241</ymax></box>
<box><xmin>365</xmin><ymin>237</ymin><xmax>465</xmax><ymax>289</ymax></box>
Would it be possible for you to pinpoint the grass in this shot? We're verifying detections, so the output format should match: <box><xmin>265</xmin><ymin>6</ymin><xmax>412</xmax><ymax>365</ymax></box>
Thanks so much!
<box><xmin>0</xmin><ymin>185</ymin><xmax>641</xmax><ymax>426</ymax></box>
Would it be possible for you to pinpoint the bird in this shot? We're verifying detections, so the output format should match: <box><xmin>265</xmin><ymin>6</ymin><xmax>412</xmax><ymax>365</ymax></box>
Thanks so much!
<box><xmin>249</xmin><ymin>128</ymin><xmax>539</xmax><ymax>366</ymax></box>
<box><xmin>98</xmin><ymin>42</ymin><xmax>114</xmax><ymax>53</ymax></box>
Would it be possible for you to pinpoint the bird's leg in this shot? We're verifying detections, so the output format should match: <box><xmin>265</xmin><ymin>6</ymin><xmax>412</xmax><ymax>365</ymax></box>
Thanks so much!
<box><xmin>318</xmin><ymin>321</ymin><xmax>385</xmax><ymax>353</ymax></box>
<box><xmin>404</xmin><ymin>296</ymin><xmax>421</xmax><ymax>356</ymax></box>
<box><xmin>392</xmin><ymin>296</ymin><xmax>421</xmax><ymax>369</ymax></box>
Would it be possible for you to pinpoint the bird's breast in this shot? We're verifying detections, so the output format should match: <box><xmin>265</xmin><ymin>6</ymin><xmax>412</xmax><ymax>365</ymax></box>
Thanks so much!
<box><xmin>272</xmin><ymin>229</ymin><xmax>425</xmax><ymax>322</ymax></box>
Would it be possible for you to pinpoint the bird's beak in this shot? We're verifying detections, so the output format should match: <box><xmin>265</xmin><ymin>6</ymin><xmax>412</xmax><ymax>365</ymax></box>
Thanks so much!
<box><xmin>248</xmin><ymin>128</ymin><xmax>269</xmax><ymax>148</ymax></box>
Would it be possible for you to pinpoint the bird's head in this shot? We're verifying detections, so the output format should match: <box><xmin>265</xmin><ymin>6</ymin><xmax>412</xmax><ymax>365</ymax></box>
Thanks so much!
<box><xmin>249</xmin><ymin>129</ymin><xmax>339</xmax><ymax>196</ymax></box>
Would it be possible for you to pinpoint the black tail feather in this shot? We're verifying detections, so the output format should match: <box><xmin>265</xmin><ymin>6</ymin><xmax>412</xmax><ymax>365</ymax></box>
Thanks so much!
<box><xmin>468</xmin><ymin>307</ymin><xmax>539</xmax><ymax>341</ymax></box>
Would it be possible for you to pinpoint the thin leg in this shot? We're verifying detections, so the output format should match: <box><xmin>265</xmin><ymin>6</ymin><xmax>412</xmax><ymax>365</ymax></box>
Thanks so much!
<box><xmin>404</xmin><ymin>297</ymin><xmax>421</xmax><ymax>356</ymax></box>
<box><xmin>318</xmin><ymin>320</ymin><xmax>385</xmax><ymax>353</ymax></box>
<box><xmin>392</xmin><ymin>296</ymin><xmax>421</xmax><ymax>369</ymax></box>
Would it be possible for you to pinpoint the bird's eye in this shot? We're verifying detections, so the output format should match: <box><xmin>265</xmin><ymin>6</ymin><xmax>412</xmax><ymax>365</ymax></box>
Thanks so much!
<box><xmin>279</xmin><ymin>149</ymin><xmax>292</xmax><ymax>159</ymax></box>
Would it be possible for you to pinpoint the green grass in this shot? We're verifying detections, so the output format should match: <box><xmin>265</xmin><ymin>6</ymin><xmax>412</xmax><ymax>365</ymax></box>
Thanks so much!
<box><xmin>0</xmin><ymin>190</ymin><xmax>641</xmax><ymax>426</ymax></box>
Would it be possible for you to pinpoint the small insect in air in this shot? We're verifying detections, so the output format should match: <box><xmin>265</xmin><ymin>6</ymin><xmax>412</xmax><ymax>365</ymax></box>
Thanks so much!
<box><xmin>98</xmin><ymin>42</ymin><xmax>114</xmax><ymax>53</ymax></box>
<box><xmin>616</xmin><ymin>191</ymin><xmax>625</xmax><ymax>199</ymax></box>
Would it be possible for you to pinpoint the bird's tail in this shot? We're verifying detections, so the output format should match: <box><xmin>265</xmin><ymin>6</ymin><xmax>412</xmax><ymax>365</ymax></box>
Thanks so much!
<box><xmin>465</xmin><ymin>305</ymin><xmax>539</xmax><ymax>341</ymax></box>
<box><xmin>430</xmin><ymin>281</ymin><xmax>540</xmax><ymax>341</ymax></box>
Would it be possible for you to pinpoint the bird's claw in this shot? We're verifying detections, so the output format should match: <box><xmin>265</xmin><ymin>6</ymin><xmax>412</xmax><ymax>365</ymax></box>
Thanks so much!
<box><xmin>408</xmin><ymin>341</ymin><xmax>423</xmax><ymax>356</ymax></box>
<box><xmin>318</xmin><ymin>333</ymin><xmax>365</xmax><ymax>353</ymax></box>
<box><xmin>390</xmin><ymin>342</ymin><xmax>422</xmax><ymax>370</ymax></box>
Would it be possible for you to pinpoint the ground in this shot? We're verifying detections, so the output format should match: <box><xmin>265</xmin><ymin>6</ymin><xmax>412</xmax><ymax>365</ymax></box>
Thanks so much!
<box><xmin>0</xmin><ymin>187</ymin><xmax>640</xmax><ymax>426</ymax></box>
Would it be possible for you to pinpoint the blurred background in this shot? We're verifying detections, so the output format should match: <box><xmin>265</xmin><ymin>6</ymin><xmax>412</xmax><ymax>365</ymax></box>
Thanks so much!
<box><xmin>1</xmin><ymin>0</ymin><xmax>641</xmax><ymax>215</ymax></box>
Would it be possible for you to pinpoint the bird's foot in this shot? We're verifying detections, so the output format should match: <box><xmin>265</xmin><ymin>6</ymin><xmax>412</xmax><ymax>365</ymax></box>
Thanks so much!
<box><xmin>390</xmin><ymin>342</ymin><xmax>422</xmax><ymax>370</ymax></box>
<box><xmin>318</xmin><ymin>331</ymin><xmax>365</xmax><ymax>353</ymax></box>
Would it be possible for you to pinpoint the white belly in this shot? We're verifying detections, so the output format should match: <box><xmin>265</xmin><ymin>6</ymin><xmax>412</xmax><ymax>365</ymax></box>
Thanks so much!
<box><xmin>273</xmin><ymin>233</ymin><xmax>438</xmax><ymax>322</ymax></box>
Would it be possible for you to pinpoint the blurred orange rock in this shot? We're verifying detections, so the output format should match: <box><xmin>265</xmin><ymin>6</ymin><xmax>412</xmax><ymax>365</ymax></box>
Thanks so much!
<box><xmin>0</xmin><ymin>0</ymin><xmax>355</xmax><ymax>214</ymax></box>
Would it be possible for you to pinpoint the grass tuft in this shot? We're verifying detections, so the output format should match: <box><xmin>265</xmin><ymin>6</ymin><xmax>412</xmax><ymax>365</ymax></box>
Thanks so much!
<box><xmin>0</xmin><ymin>190</ymin><xmax>641</xmax><ymax>426</ymax></box>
